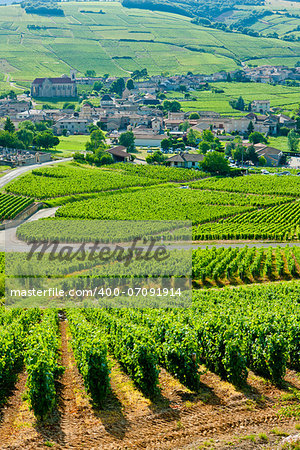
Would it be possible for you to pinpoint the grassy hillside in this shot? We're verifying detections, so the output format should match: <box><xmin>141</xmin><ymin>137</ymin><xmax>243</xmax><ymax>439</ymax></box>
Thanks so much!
<box><xmin>177</xmin><ymin>82</ymin><xmax>300</xmax><ymax>115</ymax></box>
<box><xmin>0</xmin><ymin>1</ymin><xmax>300</xmax><ymax>81</ymax></box>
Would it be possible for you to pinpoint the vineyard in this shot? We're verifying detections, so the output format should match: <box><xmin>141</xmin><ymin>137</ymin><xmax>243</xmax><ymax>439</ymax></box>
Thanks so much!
<box><xmin>195</xmin><ymin>201</ymin><xmax>300</xmax><ymax>241</ymax></box>
<box><xmin>0</xmin><ymin>281</ymin><xmax>300</xmax><ymax>419</ymax></box>
<box><xmin>0</xmin><ymin>194</ymin><xmax>33</xmax><ymax>221</ymax></box>
<box><xmin>6</xmin><ymin>165</ymin><xmax>206</xmax><ymax>199</ymax></box>
<box><xmin>190</xmin><ymin>175</ymin><xmax>300</xmax><ymax>197</ymax></box>
<box><xmin>193</xmin><ymin>246</ymin><xmax>300</xmax><ymax>286</ymax></box>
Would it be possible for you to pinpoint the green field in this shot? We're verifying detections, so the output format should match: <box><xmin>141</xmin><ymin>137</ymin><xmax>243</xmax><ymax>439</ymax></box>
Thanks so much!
<box><xmin>55</xmin><ymin>135</ymin><xmax>89</xmax><ymax>156</ymax></box>
<box><xmin>0</xmin><ymin>2</ymin><xmax>300</xmax><ymax>81</ymax></box>
<box><xmin>178</xmin><ymin>82</ymin><xmax>300</xmax><ymax>115</ymax></box>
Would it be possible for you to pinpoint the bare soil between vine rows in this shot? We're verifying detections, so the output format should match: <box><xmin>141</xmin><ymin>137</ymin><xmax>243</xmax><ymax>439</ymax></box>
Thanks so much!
<box><xmin>0</xmin><ymin>320</ymin><xmax>299</xmax><ymax>449</ymax></box>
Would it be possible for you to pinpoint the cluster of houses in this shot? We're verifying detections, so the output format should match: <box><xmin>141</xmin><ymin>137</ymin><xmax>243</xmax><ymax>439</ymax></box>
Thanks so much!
<box><xmin>0</xmin><ymin>65</ymin><xmax>298</xmax><ymax>168</ymax></box>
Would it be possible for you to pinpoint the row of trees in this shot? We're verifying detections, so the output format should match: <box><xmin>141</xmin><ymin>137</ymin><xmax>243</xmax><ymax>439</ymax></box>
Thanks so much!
<box><xmin>0</xmin><ymin>118</ymin><xmax>59</xmax><ymax>151</ymax></box>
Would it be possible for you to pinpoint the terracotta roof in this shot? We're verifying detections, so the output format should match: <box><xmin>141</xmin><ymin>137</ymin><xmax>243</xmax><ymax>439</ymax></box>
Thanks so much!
<box><xmin>32</xmin><ymin>77</ymin><xmax>75</xmax><ymax>85</ymax></box>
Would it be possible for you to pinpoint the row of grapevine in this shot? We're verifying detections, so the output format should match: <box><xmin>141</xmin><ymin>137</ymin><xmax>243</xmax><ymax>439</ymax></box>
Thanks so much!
<box><xmin>103</xmin><ymin>308</ymin><xmax>247</xmax><ymax>387</ymax></box>
<box><xmin>67</xmin><ymin>309</ymin><xmax>110</xmax><ymax>404</ymax></box>
<box><xmin>25</xmin><ymin>309</ymin><xmax>63</xmax><ymax>419</ymax></box>
<box><xmin>0</xmin><ymin>193</ymin><xmax>33</xmax><ymax>221</ymax></box>
<box><xmin>84</xmin><ymin>309</ymin><xmax>160</xmax><ymax>397</ymax></box>
<box><xmin>0</xmin><ymin>308</ymin><xmax>41</xmax><ymax>397</ymax></box>
<box><xmin>192</xmin><ymin>246</ymin><xmax>300</xmax><ymax>284</ymax></box>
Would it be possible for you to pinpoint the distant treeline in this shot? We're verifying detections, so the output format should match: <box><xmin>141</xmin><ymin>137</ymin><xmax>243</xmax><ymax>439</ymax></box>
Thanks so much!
<box><xmin>122</xmin><ymin>0</ymin><xmax>264</xmax><ymax>20</ymax></box>
<box><xmin>21</xmin><ymin>1</ymin><xmax>64</xmax><ymax>16</ymax></box>
<box><xmin>80</xmin><ymin>9</ymin><xmax>105</xmax><ymax>14</ymax></box>
<box><xmin>122</xmin><ymin>0</ymin><xmax>193</xmax><ymax>18</ymax></box>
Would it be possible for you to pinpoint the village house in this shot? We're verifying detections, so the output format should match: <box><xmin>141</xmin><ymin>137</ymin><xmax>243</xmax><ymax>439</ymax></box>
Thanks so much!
<box><xmin>0</xmin><ymin>99</ymin><xmax>30</xmax><ymax>119</ymax></box>
<box><xmin>254</xmin><ymin>143</ymin><xmax>283</xmax><ymax>166</ymax></box>
<box><xmin>165</xmin><ymin>152</ymin><xmax>204</xmax><ymax>169</ymax></box>
<box><xmin>251</xmin><ymin>100</ymin><xmax>270</xmax><ymax>114</ymax></box>
<box><xmin>106</xmin><ymin>146</ymin><xmax>133</xmax><ymax>163</ymax></box>
<box><xmin>53</xmin><ymin>117</ymin><xmax>90</xmax><ymax>135</ymax></box>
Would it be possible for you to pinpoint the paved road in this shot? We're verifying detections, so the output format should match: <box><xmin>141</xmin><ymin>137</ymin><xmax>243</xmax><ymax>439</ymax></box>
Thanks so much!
<box><xmin>0</xmin><ymin>158</ymin><xmax>72</xmax><ymax>189</ymax></box>
<box><xmin>1</xmin><ymin>207</ymin><xmax>58</xmax><ymax>251</ymax></box>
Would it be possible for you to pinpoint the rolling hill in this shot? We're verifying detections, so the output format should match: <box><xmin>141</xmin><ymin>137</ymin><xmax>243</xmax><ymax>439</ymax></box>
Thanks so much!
<box><xmin>0</xmin><ymin>1</ymin><xmax>299</xmax><ymax>81</ymax></box>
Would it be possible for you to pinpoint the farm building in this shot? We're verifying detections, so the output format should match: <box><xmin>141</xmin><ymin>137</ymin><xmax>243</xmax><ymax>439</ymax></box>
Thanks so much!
<box><xmin>106</xmin><ymin>146</ymin><xmax>133</xmax><ymax>163</ymax></box>
<box><xmin>165</xmin><ymin>153</ymin><xmax>204</xmax><ymax>169</ymax></box>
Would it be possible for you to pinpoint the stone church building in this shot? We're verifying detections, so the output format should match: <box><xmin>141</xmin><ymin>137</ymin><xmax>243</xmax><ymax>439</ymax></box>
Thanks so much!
<box><xmin>31</xmin><ymin>70</ymin><xmax>77</xmax><ymax>98</ymax></box>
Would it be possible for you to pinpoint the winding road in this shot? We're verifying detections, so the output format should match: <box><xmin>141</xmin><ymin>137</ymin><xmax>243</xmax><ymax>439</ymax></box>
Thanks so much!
<box><xmin>0</xmin><ymin>157</ymin><xmax>72</xmax><ymax>189</ymax></box>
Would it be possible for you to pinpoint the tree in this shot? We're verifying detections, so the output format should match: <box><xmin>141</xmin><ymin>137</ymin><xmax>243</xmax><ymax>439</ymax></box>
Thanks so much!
<box><xmin>35</xmin><ymin>131</ymin><xmax>59</xmax><ymax>150</ymax></box>
<box><xmin>247</xmin><ymin>120</ymin><xmax>254</xmax><ymax>135</ymax></box>
<box><xmin>232</xmin><ymin>144</ymin><xmax>245</xmax><ymax>163</ymax></box>
<box><xmin>0</xmin><ymin>130</ymin><xmax>24</xmax><ymax>149</ymax></box>
<box><xmin>126</xmin><ymin>79</ymin><xmax>135</xmax><ymax>90</ymax></box>
<box><xmin>8</xmin><ymin>90</ymin><xmax>17</xmax><ymax>100</ymax></box>
<box><xmin>258</xmin><ymin>156</ymin><xmax>267</xmax><ymax>166</ymax></box>
<box><xmin>140</xmin><ymin>68</ymin><xmax>148</xmax><ymax>80</ymax></box>
<box><xmin>85</xmin><ymin>129</ymin><xmax>106</xmax><ymax>152</ymax></box>
<box><xmin>146</xmin><ymin>151</ymin><xmax>166</xmax><ymax>165</ymax></box>
<box><xmin>63</xmin><ymin>102</ymin><xmax>75</xmax><ymax>110</ymax></box>
<box><xmin>249</xmin><ymin>131</ymin><xmax>268</xmax><ymax>145</ymax></box>
<box><xmin>201</xmin><ymin>151</ymin><xmax>230</xmax><ymax>175</ymax></box>
<box><xmin>35</xmin><ymin>122</ymin><xmax>48</xmax><ymax>132</ymax></box>
<box><xmin>110</xmin><ymin>78</ymin><xmax>125</xmax><ymax>97</ymax></box>
<box><xmin>287</xmin><ymin>130</ymin><xmax>300</xmax><ymax>153</ymax></box>
<box><xmin>202</xmin><ymin>130</ymin><xmax>214</xmax><ymax>142</ymax></box>
<box><xmin>229</xmin><ymin>96</ymin><xmax>245</xmax><ymax>111</ymax></box>
<box><xmin>19</xmin><ymin>120</ymin><xmax>35</xmax><ymax>131</ymax></box>
<box><xmin>4</xmin><ymin>117</ymin><xmax>15</xmax><ymax>133</ymax></box>
<box><xmin>225</xmin><ymin>142</ymin><xmax>235</xmax><ymax>157</ymax></box>
<box><xmin>15</xmin><ymin>128</ymin><xmax>34</xmax><ymax>149</ymax></box>
<box><xmin>119</xmin><ymin>131</ymin><xmax>135</xmax><ymax>152</ymax></box>
<box><xmin>189</xmin><ymin>112</ymin><xmax>200</xmax><ymax>119</ymax></box>
<box><xmin>179</xmin><ymin>121</ymin><xmax>189</xmax><ymax>132</ymax></box>
<box><xmin>246</xmin><ymin>145</ymin><xmax>259</xmax><ymax>164</ymax></box>
<box><xmin>161</xmin><ymin>138</ymin><xmax>172</xmax><ymax>151</ymax></box>
<box><xmin>93</xmin><ymin>81</ymin><xmax>103</xmax><ymax>92</ymax></box>
<box><xmin>198</xmin><ymin>141</ymin><xmax>210</xmax><ymax>154</ymax></box>
<box><xmin>187</xmin><ymin>129</ymin><xmax>198</xmax><ymax>147</ymax></box>
<box><xmin>236</xmin><ymin>96</ymin><xmax>245</xmax><ymax>111</ymax></box>
<box><xmin>85</xmin><ymin>70</ymin><xmax>96</xmax><ymax>77</ymax></box>
<box><xmin>162</xmin><ymin>100</ymin><xmax>181</xmax><ymax>112</ymax></box>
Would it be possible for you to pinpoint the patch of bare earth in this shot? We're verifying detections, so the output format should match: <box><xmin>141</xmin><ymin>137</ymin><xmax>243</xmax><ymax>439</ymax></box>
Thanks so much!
<box><xmin>0</xmin><ymin>320</ymin><xmax>299</xmax><ymax>449</ymax></box>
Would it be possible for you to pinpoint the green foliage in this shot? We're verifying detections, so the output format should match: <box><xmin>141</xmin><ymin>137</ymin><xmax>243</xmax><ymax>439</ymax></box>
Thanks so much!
<box><xmin>146</xmin><ymin>150</ymin><xmax>166</xmax><ymax>164</ymax></box>
<box><xmin>6</xmin><ymin>164</ymin><xmax>206</xmax><ymax>199</ymax></box>
<box><xmin>201</xmin><ymin>151</ymin><xmax>230</xmax><ymax>175</ymax></box>
<box><xmin>119</xmin><ymin>131</ymin><xmax>135</xmax><ymax>152</ymax></box>
<box><xmin>288</xmin><ymin>130</ymin><xmax>300</xmax><ymax>153</ymax></box>
<box><xmin>67</xmin><ymin>310</ymin><xmax>110</xmax><ymax>404</ymax></box>
<box><xmin>25</xmin><ymin>310</ymin><xmax>63</xmax><ymax>419</ymax></box>
<box><xmin>249</xmin><ymin>132</ymin><xmax>268</xmax><ymax>145</ymax></box>
<box><xmin>85</xmin><ymin>309</ymin><xmax>160</xmax><ymax>397</ymax></box>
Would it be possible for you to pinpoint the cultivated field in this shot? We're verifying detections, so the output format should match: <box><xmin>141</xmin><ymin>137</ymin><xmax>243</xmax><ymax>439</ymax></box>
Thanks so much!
<box><xmin>179</xmin><ymin>82</ymin><xmax>300</xmax><ymax>115</ymax></box>
<box><xmin>0</xmin><ymin>2</ymin><xmax>300</xmax><ymax>81</ymax></box>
